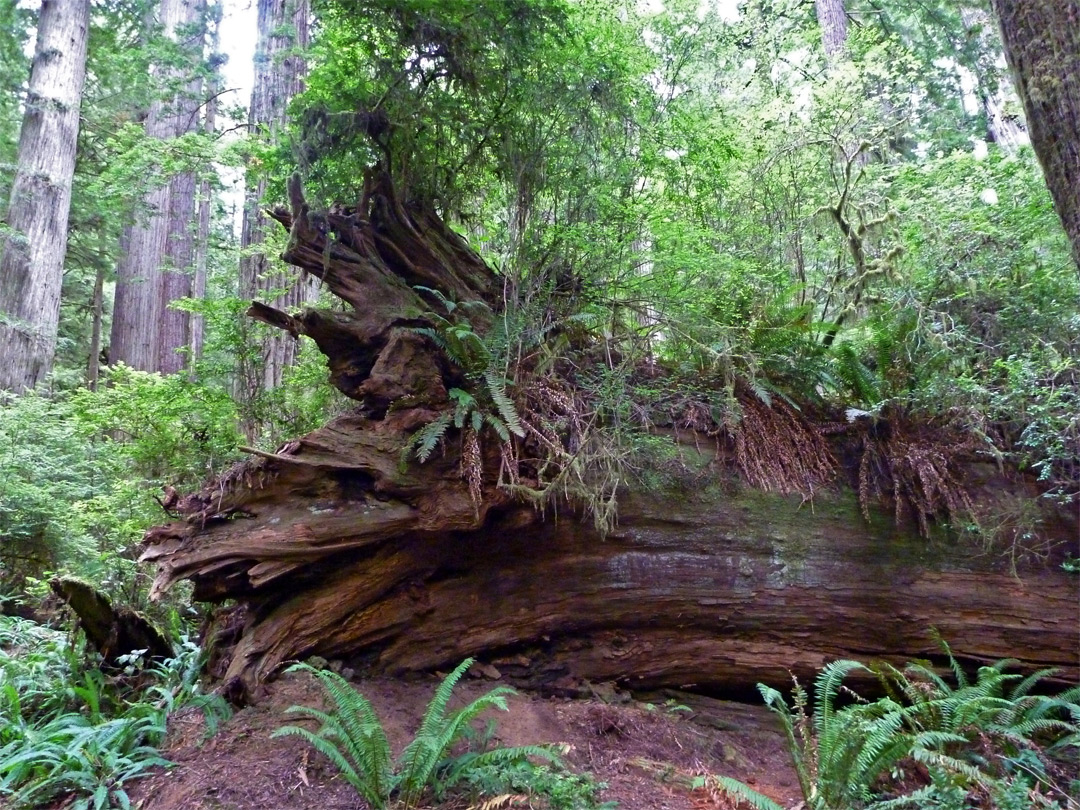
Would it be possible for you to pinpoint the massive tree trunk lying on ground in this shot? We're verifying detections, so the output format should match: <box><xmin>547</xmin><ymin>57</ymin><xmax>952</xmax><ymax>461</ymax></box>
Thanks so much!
<box><xmin>141</xmin><ymin>173</ymin><xmax>1079</xmax><ymax>698</ymax></box>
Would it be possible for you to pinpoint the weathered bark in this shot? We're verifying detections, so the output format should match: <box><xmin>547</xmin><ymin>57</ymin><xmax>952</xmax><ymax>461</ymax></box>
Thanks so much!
<box><xmin>990</xmin><ymin>0</ymin><xmax>1080</xmax><ymax>273</ymax></box>
<box><xmin>0</xmin><ymin>0</ymin><xmax>89</xmax><ymax>393</ymax></box>
<box><xmin>814</xmin><ymin>0</ymin><xmax>848</xmax><ymax>63</ymax></box>
<box><xmin>87</xmin><ymin>228</ymin><xmax>105</xmax><ymax>390</ymax></box>
<box><xmin>144</xmin><ymin>454</ymin><xmax>1078</xmax><ymax>697</ymax></box>
<box><xmin>50</xmin><ymin>576</ymin><xmax>173</xmax><ymax>665</ymax></box>
<box><xmin>141</xmin><ymin>176</ymin><xmax>1079</xmax><ymax>699</ymax></box>
<box><xmin>190</xmin><ymin>88</ymin><xmax>213</xmax><ymax>367</ymax></box>
<box><xmin>238</xmin><ymin>0</ymin><xmax>316</xmax><ymax>408</ymax></box>
<box><xmin>959</xmin><ymin>7</ymin><xmax>1027</xmax><ymax>151</ymax></box>
<box><xmin>111</xmin><ymin>0</ymin><xmax>205</xmax><ymax>372</ymax></box>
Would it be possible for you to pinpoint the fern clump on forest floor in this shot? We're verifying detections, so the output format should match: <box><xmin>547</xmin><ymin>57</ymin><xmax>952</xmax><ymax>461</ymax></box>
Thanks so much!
<box><xmin>708</xmin><ymin>646</ymin><xmax>1080</xmax><ymax>810</ymax></box>
<box><xmin>0</xmin><ymin>619</ymin><xmax>230</xmax><ymax>810</ymax></box>
<box><xmin>273</xmin><ymin>657</ymin><xmax>608</xmax><ymax>810</ymax></box>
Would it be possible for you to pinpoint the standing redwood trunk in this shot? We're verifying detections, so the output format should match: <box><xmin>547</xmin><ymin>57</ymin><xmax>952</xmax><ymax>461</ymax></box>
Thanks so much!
<box><xmin>990</xmin><ymin>0</ymin><xmax>1080</xmax><ymax>273</ymax></box>
<box><xmin>959</xmin><ymin>7</ymin><xmax>1027</xmax><ymax>151</ymax></box>
<box><xmin>814</xmin><ymin>0</ymin><xmax>848</xmax><ymax>62</ymax></box>
<box><xmin>87</xmin><ymin>225</ymin><xmax>106</xmax><ymax>390</ymax></box>
<box><xmin>238</xmin><ymin>0</ymin><xmax>314</xmax><ymax>407</ymax></box>
<box><xmin>190</xmin><ymin>25</ymin><xmax>219</xmax><ymax>368</ymax></box>
<box><xmin>0</xmin><ymin>0</ymin><xmax>89</xmax><ymax>393</ymax></box>
<box><xmin>111</xmin><ymin>0</ymin><xmax>205</xmax><ymax>372</ymax></box>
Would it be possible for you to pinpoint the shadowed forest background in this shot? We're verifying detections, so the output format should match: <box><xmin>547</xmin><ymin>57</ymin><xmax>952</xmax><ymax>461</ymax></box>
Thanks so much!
<box><xmin>0</xmin><ymin>1</ymin><xmax>1078</xmax><ymax>809</ymax></box>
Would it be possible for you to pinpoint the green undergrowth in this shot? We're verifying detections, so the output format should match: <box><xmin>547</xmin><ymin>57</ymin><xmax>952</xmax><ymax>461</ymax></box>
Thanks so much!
<box><xmin>0</xmin><ymin>616</ymin><xmax>230</xmax><ymax>810</ymax></box>
<box><xmin>709</xmin><ymin>643</ymin><xmax>1080</xmax><ymax>810</ymax></box>
<box><xmin>274</xmin><ymin>658</ymin><xmax>613</xmax><ymax>810</ymax></box>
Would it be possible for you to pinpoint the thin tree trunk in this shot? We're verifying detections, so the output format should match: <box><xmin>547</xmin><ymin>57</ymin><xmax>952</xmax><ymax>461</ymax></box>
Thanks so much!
<box><xmin>990</xmin><ymin>0</ymin><xmax>1080</xmax><ymax>274</ymax></box>
<box><xmin>87</xmin><ymin>226</ymin><xmax>105</xmax><ymax>390</ymax></box>
<box><xmin>190</xmin><ymin>23</ymin><xmax>218</xmax><ymax>369</ymax></box>
<box><xmin>239</xmin><ymin>0</ymin><xmax>312</xmax><ymax>403</ymax></box>
<box><xmin>0</xmin><ymin>0</ymin><xmax>89</xmax><ymax>393</ymax></box>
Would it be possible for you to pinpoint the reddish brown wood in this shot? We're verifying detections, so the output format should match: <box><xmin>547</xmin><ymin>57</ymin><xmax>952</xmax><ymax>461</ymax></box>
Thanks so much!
<box><xmin>141</xmin><ymin>175</ymin><xmax>1079</xmax><ymax>698</ymax></box>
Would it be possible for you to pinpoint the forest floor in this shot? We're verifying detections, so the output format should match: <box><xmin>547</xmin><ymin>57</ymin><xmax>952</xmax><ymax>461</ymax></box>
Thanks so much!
<box><xmin>129</xmin><ymin>668</ymin><xmax>802</xmax><ymax>810</ymax></box>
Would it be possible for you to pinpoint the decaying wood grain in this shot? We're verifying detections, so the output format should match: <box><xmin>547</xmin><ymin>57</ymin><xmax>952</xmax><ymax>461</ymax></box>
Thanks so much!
<box><xmin>140</xmin><ymin>172</ymin><xmax>1079</xmax><ymax>698</ymax></box>
<box><xmin>51</xmin><ymin>576</ymin><xmax>173</xmax><ymax>665</ymax></box>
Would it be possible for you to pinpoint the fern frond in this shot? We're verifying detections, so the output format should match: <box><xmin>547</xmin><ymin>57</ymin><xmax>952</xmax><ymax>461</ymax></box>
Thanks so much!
<box><xmin>814</xmin><ymin>660</ymin><xmax>867</xmax><ymax>741</ymax></box>
<box><xmin>758</xmin><ymin>683</ymin><xmax>814</xmax><ymax>800</ymax></box>
<box><xmin>448</xmin><ymin>325</ymin><xmax>490</xmax><ymax>369</ymax></box>
<box><xmin>412</xmin><ymin>285</ymin><xmax>457</xmax><ymax>314</ymax></box>
<box><xmin>458</xmin><ymin>298</ymin><xmax>494</xmax><ymax>318</ymax></box>
<box><xmin>484</xmin><ymin>371</ymin><xmax>524</xmax><ymax>438</ymax></box>
<box><xmin>1010</xmin><ymin>668</ymin><xmax>1059</xmax><ymax>700</ymax></box>
<box><xmin>406</xmin><ymin>413</ymin><xmax>453</xmax><ymax>464</ymax></box>
<box><xmin>450</xmin><ymin>388</ymin><xmax>477</xmax><ymax>429</ymax></box>
<box><xmin>411</xmin><ymin>326</ymin><xmax>453</xmax><ymax>356</ymax></box>
<box><xmin>483</xmin><ymin>413</ymin><xmax>510</xmax><ymax>442</ymax></box>
<box><xmin>707</xmin><ymin>775</ymin><xmax>785</xmax><ymax>810</ymax></box>
<box><xmin>275</xmin><ymin>663</ymin><xmax>393</xmax><ymax>807</ymax></box>
<box><xmin>930</xmin><ymin>632</ymin><xmax>968</xmax><ymax>690</ymax></box>
<box><xmin>909</xmin><ymin>744</ymin><xmax>986</xmax><ymax>783</ymax></box>
<box><xmin>397</xmin><ymin>659</ymin><xmax>476</xmax><ymax>805</ymax></box>
<box><xmin>869</xmin><ymin>784</ymin><xmax>940</xmax><ymax>808</ymax></box>
<box><xmin>899</xmin><ymin>660</ymin><xmax>952</xmax><ymax>700</ymax></box>
<box><xmin>272</xmin><ymin>726</ymin><xmax>377</xmax><ymax>806</ymax></box>
<box><xmin>849</xmin><ymin>704</ymin><xmax>913</xmax><ymax>786</ymax></box>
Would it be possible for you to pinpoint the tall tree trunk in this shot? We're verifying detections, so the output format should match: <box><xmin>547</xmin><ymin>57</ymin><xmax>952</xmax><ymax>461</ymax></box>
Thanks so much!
<box><xmin>990</xmin><ymin>0</ymin><xmax>1080</xmax><ymax>274</ymax></box>
<box><xmin>190</xmin><ymin>58</ymin><xmax>217</xmax><ymax>368</ymax></box>
<box><xmin>0</xmin><ymin>0</ymin><xmax>89</xmax><ymax>393</ymax></box>
<box><xmin>111</xmin><ymin>0</ymin><xmax>205</xmax><ymax>372</ymax></box>
<box><xmin>814</xmin><ymin>0</ymin><xmax>848</xmax><ymax>63</ymax></box>
<box><xmin>238</xmin><ymin>0</ymin><xmax>313</xmax><ymax>408</ymax></box>
<box><xmin>959</xmin><ymin>7</ymin><xmax>1027</xmax><ymax>151</ymax></box>
<box><xmin>87</xmin><ymin>225</ymin><xmax>106</xmax><ymax>390</ymax></box>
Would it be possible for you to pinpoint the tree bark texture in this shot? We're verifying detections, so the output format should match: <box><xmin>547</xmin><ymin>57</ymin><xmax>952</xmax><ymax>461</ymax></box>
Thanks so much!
<box><xmin>238</xmin><ymin>0</ymin><xmax>316</xmax><ymax>402</ymax></box>
<box><xmin>814</xmin><ymin>0</ymin><xmax>848</xmax><ymax>63</ymax></box>
<box><xmin>110</xmin><ymin>0</ymin><xmax>205</xmax><ymax>372</ymax></box>
<box><xmin>141</xmin><ymin>177</ymin><xmax>1079</xmax><ymax>698</ymax></box>
<box><xmin>990</xmin><ymin>0</ymin><xmax>1080</xmax><ymax>273</ymax></box>
<box><xmin>190</xmin><ymin>69</ymin><xmax>216</xmax><ymax>368</ymax></box>
<box><xmin>50</xmin><ymin>576</ymin><xmax>173</xmax><ymax>665</ymax></box>
<box><xmin>0</xmin><ymin>0</ymin><xmax>89</xmax><ymax>393</ymax></box>
<box><xmin>959</xmin><ymin>7</ymin><xmax>1027</xmax><ymax>151</ymax></box>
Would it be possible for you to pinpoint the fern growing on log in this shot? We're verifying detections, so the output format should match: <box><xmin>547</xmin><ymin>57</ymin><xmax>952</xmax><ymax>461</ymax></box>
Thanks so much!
<box><xmin>404</xmin><ymin>289</ymin><xmax>526</xmax><ymax>511</ymax></box>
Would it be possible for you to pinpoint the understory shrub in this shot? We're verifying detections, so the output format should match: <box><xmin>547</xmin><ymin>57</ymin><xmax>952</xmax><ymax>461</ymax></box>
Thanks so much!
<box><xmin>0</xmin><ymin>368</ymin><xmax>241</xmax><ymax>602</ymax></box>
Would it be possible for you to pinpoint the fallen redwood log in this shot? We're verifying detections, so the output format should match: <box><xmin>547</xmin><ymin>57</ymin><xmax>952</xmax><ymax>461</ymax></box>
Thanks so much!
<box><xmin>140</xmin><ymin>172</ymin><xmax>1079</xmax><ymax>697</ymax></box>
<box><xmin>142</xmin><ymin>440</ymin><xmax>1079</xmax><ymax>695</ymax></box>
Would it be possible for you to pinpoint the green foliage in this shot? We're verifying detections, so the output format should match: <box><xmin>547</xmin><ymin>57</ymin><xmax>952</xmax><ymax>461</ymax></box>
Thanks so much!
<box><xmin>403</xmin><ymin>293</ymin><xmax>524</xmax><ymax>474</ymax></box>
<box><xmin>273</xmin><ymin>658</ymin><xmax>562</xmax><ymax>809</ymax></box>
<box><xmin>0</xmin><ymin>369</ymin><xmax>241</xmax><ymax>592</ymax></box>
<box><xmin>0</xmin><ymin>618</ymin><xmax>230</xmax><ymax>810</ymax></box>
<box><xmin>459</xmin><ymin>757</ymin><xmax>616</xmax><ymax>810</ymax></box>
<box><xmin>711</xmin><ymin>649</ymin><xmax>1080</xmax><ymax>810</ymax></box>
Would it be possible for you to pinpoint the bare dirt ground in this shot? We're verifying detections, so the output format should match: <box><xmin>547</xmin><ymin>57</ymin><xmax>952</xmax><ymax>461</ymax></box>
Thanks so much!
<box><xmin>130</xmin><ymin>668</ymin><xmax>802</xmax><ymax>810</ymax></box>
